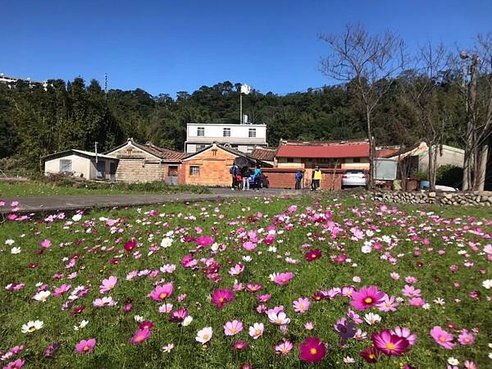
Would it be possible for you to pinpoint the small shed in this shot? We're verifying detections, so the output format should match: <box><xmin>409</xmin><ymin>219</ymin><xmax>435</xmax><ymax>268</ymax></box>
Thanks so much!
<box><xmin>43</xmin><ymin>149</ymin><xmax>119</xmax><ymax>180</ymax></box>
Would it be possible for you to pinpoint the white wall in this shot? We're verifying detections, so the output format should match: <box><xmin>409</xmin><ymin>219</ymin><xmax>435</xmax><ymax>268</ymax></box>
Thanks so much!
<box><xmin>187</xmin><ymin>123</ymin><xmax>267</xmax><ymax>140</ymax></box>
<box><xmin>44</xmin><ymin>154</ymin><xmax>92</xmax><ymax>179</ymax></box>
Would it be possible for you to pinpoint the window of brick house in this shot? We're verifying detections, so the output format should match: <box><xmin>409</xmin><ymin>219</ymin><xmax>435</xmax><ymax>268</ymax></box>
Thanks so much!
<box><xmin>248</xmin><ymin>128</ymin><xmax>256</xmax><ymax>138</ymax></box>
<box><xmin>190</xmin><ymin>166</ymin><xmax>200</xmax><ymax>176</ymax></box>
<box><xmin>353</xmin><ymin>158</ymin><xmax>361</xmax><ymax>163</ymax></box>
<box><xmin>197</xmin><ymin>127</ymin><xmax>205</xmax><ymax>136</ymax></box>
<box><xmin>223</xmin><ymin>128</ymin><xmax>231</xmax><ymax>137</ymax></box>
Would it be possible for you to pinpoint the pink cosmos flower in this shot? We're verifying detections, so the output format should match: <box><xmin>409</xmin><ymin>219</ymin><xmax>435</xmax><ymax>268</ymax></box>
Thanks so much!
<box><xmin>464</xmin><ymin>360</ymin><xmax>477</xmax><ymax>369</ymax></box>
<box><xmin>211</xmin><ymin>288</ymin><xmax>234</xmax><ymax>309</ymax></box>
<box><xmin>93</xmin><ymin>296</ymin><xmax>117</xmax><ymax>307</ymax></box>
<box><xmin>228</xmin><ymin>263</ymin><xmax>244</xmax><ymax>276</ymax></box>
<box><xmin>170</xmin><ymin>307</ymin><xmax>188</xmax><ymax>322</ymax></box>
<box><xmin>402</xmin><ymin>285</ymin><xmax>421</xmax><ymax>298</ymax></box>
<box><xmin>224</xmin><ymin>320</ymin><xmax>243</xmax><ymax>336</ymax></box>
<box><xmin>430</xmin><ymin>326</ymin><xmax>455</xmax><ymax>350</ymax></box>
<box><xmin>53</xmin><ymin>284</ymin><xmax>71</xmax><ymax>297</ymax></box>
<box><xmin>232</xmin><ymin>340</ymin><xmax>248</xmax><ymax>351</ymax></box>
<box><xmin>409</xmin><ymin>297</ymin><xmax>425</xmax><ymax>307</ymax></box>
<box><xmin>293</xmin><ymin>297</ymin><xmax>310</xmax><ymax>314</ymax></box>
<box><xmin>304</xmin><ymin>322</ymin><xmax>315</xmax><ymax>330</ymax></box>
<box><xmin>99</xmin><ymin>276</ymin><xmax>117</xmax><ymax>294</ymax></box>
<box><xmin>371</xmin><ymin>330</ymin><xmax>410</xmax><ymax>356</ymax></box>
<box><xmin>377</xmin><ymin>295</ymin><xmax>399</xmax><ymax>312</ymax></box>
<box><xmin>275</xmin><ymin>340</ymin><xmax>293</xmax><ymax>355</ymax></box>
<box><xmin>40</xmin><ymin>239</ymin><xmax>52</xmax><ymax>249</ymax></box>
<box><xmin>271</xmin><ymin>272</ymin><xmax>294</xmax><ymax>286</ymax></box>
<box><xmin>4</xmin><ymin>359</ymin><xmax>25</xmax><ymax>369</ymax></box>
<box><xmin>299</xmin><ymin>337</ymin><xmax>326</xmax><ymax>363</ymax></box>
<box><xmin>75</xmin><ymin>338</ymin><xmax>96</xmax><ymax>354</ymax></box>
<box><xmin>391</xmin><ymin>327</ymin><xmax>417</xmax><ymax>347</ymax></box>
<box><xmin>131</xmin><ymin>328</ymin><xmax>151</xmax><ymax>344</ymax></box>
<box><xmin>458</xmin><ymin>330</ymin><xmax>475</xmax><ymax>345</ymax></box>
<box><xmin>350</xmin><ymin>285</ymin><xmax>385</xmax><ymax>310</ymax></box>
<box><xmin>242</xmin><ymin>241</ymin><xmax>257</xmax><ymax>251</ymax></box>
<box><xmin>149</xmin><ymin>282</ymin><xmax>174</xmax><ymax>301</ymax></box>
<box><xmin>246</xmin><ymin>283</ymin><xmax>262</xmax><ymax>293</ymax></box>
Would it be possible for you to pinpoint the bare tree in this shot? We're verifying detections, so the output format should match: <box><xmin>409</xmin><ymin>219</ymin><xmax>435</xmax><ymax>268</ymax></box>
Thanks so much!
<box><xmin>319</xmin><ymin>24</ymin><xmax>405</xmax><ymax>189</ymax></box>
<box><xmin>399</xmin><ymin>43</ymin><xmax>450</xmax><ymax>190</ymax></box>
<box><xmin>461</xmin><ymin>33</ymin><xmax>492</xmax><ymax>191</ymax></box>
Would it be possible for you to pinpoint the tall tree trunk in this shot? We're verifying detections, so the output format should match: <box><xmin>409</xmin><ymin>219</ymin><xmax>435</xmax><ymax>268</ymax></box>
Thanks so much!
<box><xmin>463</xmin><ymin>55</ymin><xmax>479</xmax><ymax>191</ymax></box>
<box><xmin>476</xmin><ymin>143</ymin><xmax>489</xmax><ymax>191</ymax></box>
<box><xmin>366</xmin><ymin>106</ymin><xmax>374</xmax><ymax>190</ymax></box>
<box><xmin>428</xmin><ymin>144</ymin><xmax>438</xmax><ymax>190</ymax></box>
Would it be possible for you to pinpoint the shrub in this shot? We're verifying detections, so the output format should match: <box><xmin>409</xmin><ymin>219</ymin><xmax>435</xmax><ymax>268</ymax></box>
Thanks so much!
<box><xmin>436</xmin><ymin>165</ymin><xmax>463</xmax><ymax>190</ymax></box>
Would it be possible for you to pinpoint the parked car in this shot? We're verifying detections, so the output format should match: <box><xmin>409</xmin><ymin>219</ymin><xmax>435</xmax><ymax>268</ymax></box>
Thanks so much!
<box><xmin>342</xmin><ymin>170</ymin><xmax>367</xmax><ymax>189</ymax></box>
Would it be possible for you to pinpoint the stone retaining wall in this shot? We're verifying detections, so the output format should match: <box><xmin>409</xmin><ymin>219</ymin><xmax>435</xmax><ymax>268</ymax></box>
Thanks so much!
<box><xmin>370</xmin><ymin>191</ymin><xmax>492</xmax><ymax>206</ymax></box>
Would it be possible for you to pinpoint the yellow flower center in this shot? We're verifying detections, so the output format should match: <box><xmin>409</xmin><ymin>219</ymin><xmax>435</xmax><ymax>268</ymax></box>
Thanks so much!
<box><xmin>310</xmin><ymin>348</ymin><xmax>317</xmax><ymax>355</ymax></box>
<box><xmin>231</xmin><ymin>328</ymin><xmax>237</xmax><ymax>334</ymax></box>
<box><xmin>159</xmin><ymin>292</ymin><xmax>167</xmax><ymax>299</ymax></box>
<box><xmin>203</xmin><ymin>334</ymin><xmax>209</xmax><ymax>340</ymax></box>
<box><xmin>385</xmin><ymin>342</ymin><xmax>395</xmax><ymax>350</ymax></box>
<box><xmin>369</xmin><ymin>354</ymin><xmax>375</xmax><ymax>359</ymax></box>
<box><xmin>83</xmin><ymin>345</ymin><xmax>90</xmax><ymax>352</ymax></box>
<box><xmin>219</xmin><ymin>297</ymin><xmax>225</xmax><ymax>302</ymax></box>
<box><xmin>255</xmin><ymin>329</ymin><xmax>261</xmax><ymax>335</ymax></box>
<box><xmin>364</xmin><ymin>297</ymin><xmax>373</xmax><ymax>304</ymax></box>
<box><xmin>439</xmin><ymin>336</ymin><xmax>447</xmax><ymax>342</ymax></box>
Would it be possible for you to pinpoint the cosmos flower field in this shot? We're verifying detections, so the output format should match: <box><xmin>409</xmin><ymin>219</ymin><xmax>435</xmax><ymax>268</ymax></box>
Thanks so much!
<box><xmin>0</xmin><ymin>196</ymin><xmax>490</xmax><ymax>369</ymax></box>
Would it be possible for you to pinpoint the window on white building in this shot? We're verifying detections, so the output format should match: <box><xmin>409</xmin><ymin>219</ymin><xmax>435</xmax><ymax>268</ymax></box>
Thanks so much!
<box><xmin>60</xmin><ymin>159</ymin><xmax>72</xmax><ymax>172</ymax></box>
<box><xmin>248</xmin><ymin>128</ymin><xmax>256</xmax><ymax>138</ymax></box>
<box><xmin>223</xmin><ymin>128</ymin><xmax>231</xmax><ymax>137</ymax></box>
<box><xmin>190</xmin><ymin>166</ymin><xmax>200</xmax><ymax>176</ymax></box>
<box><xmin>197</xmin><ymin>127</ymin><xmax>205</xmax><ymax>136</ymax></box>
<box><xmin>196</xmin><ymin>144</ymin><xmax>207</xmax><ymax>151</ymax></box>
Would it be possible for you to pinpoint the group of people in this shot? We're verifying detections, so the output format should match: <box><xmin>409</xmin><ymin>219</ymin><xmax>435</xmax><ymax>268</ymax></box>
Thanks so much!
<box><xmin>230</xmin><ymin>163</ymin><xmax>262</xmax><ymax>191</ymax></box>
<box><xmin>295</xmin><ymin>166</ymin><xmax>322</xmax><ymax>191</ymax></box>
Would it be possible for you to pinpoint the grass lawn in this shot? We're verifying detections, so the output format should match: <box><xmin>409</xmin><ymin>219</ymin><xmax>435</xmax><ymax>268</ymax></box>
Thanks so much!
<box><xmin>0</xmin><ymin>180</ymin><xmax>209</xmax><ymax>198</ymax></box>
<box><xmin>0</xmin><ymin>195</ymin><xmax>490</xmax><ymax>368</ymax></box>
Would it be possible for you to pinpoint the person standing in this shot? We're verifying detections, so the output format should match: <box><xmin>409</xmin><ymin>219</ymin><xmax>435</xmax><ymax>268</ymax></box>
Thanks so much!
<box><xmin>312</xmin><ymin>166</ymin><xmax>321</xmax><ymax>191</ymax></box>
<box><xmin>295</xmin><ymin>170</ymin><xmax>303</xmax><ymax>190</ymax></box>
<box><xmin>241</xmin><ymin>165</ymin><xmax>250</xmax><ymax>191</ymax></box>
<box><xmin>253</xmin><ymin>164</ymin><xmax>262</xmax><ymax>191</ymax></box>
<box><xmin>230</xmin><ymin>163</ymin><xmax>239</xmax><ymax>190</ymax></box>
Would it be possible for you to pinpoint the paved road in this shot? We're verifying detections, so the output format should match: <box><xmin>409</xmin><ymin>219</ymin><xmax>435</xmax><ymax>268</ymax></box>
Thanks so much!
<box><xmin>1</xmin><ymin>188</ymin><xmax>305</xmax><ymax>214</ymax></box>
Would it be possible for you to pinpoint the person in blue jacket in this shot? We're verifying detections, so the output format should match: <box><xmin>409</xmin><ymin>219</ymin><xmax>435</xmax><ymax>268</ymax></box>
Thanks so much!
<box><xmin>253</xmin><ymin>164</ymin><xmax>262</xmax><ymax>191</ymax></box>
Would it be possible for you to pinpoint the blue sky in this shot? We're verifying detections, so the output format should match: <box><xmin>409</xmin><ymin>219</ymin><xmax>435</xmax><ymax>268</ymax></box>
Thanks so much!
<box><xmin>1</xmin><ymin>0</ymin><xmax>489</xmax><ymax>97</ymax></box>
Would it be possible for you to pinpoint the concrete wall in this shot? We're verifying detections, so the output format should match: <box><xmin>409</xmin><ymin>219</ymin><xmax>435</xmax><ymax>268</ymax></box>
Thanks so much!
<box><xmin>44</xmin><ymin>155</ymin><xmax>92</xmax><ymax>179</ymax></box>
<box><xmin>182</xmin><ymin>147</ymin><xmax>237</xmax><ymax>187</ymax></box>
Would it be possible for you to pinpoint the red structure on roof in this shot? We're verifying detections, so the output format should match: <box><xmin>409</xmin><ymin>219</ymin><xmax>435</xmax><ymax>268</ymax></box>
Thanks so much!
<box><xmin>276</xmin><ymin>142</ymin><xmax>370</xmax><ymax>159</ymax></box>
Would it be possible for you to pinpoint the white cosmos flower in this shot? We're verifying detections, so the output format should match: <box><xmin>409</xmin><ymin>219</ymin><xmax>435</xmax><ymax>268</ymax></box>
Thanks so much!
<box><xmin>160</xmin><ymin>237</ymin><xmax>173</xmax><ymax>248</ymax></box>
<box><xmin>343</xmin><ymin>356</ymin><xmax>355</xmax><ymax>364</ymax></box>
<box><xmin>10</xmin><ymin>247</ymin><xmax>21</xmax><ymax>254</ymax></box>
<box><xmin>182</xmin><ymin>316</ymin><xmax>193</xmax><ymax>326</ymax></box>
<box><xmin>447</xmin><ymin>357</ymin><xmax>459</xmax><ymax>366</ymax></box>
<box><xmin>196</xmin><ymin>327</ymin><xmax>213</xmax><ymax>344</ymax></box>
<box><xmin>161</xmin><ymin>343</ymin><xmax>174</xmax><ymax>352</ymax></box>
<box><xmin>33</xmin><ymin>290</ymin><xmax>51</xmax><ymax>302</ymax></box>
<box><xmin>72</xmin><ymin>213</ymin><xmax>82</xmax><ymax>221</ymax></box>
<box><xmin>5</xmin><ymin>239</ymin><xmax>15</xmax><ymax>245</ymax></box>
<box><xmin>74</xmin><ymin>319</ymin><xmax>89</xmax><ymax>331</ymax></box>
<box><xmin>433</xmin><ymin>297</ymin><xmax>445</xmax><ymax>305</ymax></box>
<box><xmin>242</xmin><ymin>256</ymin><xmax>252</xmax><ymax>262</ymax></box>
<box><xmin>482</xmin><ymin>279</ymin><xmax>492</xmax><ymax>289</ymax></box>
<box><xmin>134</xmin><ymin>315</ymin><xmax>144</xmax><ymax>322</ymax></box>
<box><xmin>21</xmin><ymin>320</ymin><xmax>44</xmax><ymax>333</ymax></box>
<box><xmin>364</xmin><ymin>312</ymin><xmax>381</xmax><ymax>325</ymax></box>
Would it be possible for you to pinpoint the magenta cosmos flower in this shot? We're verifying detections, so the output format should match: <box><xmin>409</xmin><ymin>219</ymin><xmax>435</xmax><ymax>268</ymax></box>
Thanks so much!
<box><xmin>131</xmin><ymin>328</ymin><xmax>151</xmax><ymax>344</ymax></box>
<box><xmin>124</xmin><ymin>239</ymin><xmax>137</xmax><ymax>252</ymax></box>
<box><xmin>75</xmin><ymin>338</ymin><xmax>96</xmax><ymax>354</ymax></box>
<box><xmin>304</xmin><ymin>249</ymin><xmax>322</xmax><ymax>262</ymax></box>
<box><xmin>371</xmin><ymin>330</ymin><xmax>410</xmax><ymax>356</ymax></box>
<box><xmin>299</xmin><ymin>337</ymin><xmax>326</xmax><ymax>363</ymax></box>
<box><xmin>430</xmin><ymin>326</ymin><xmax>455</xmax><ymax>350</ymax></box>
<box><xmin>149</xmin><ymin>282</ymin><xmax>174</xmax><ymax>301</ymax></box>
<box><xmin>211</xmin><ymin>288</ymin><xmax>234</xmax><ymax>309</ymax></box>
<box><xmin>350</xmin><ymin>285</ymin><xmax>385</xmax><ymax>310</ymax></box>
<box><xmin>195</xmin><ymin>235</ymin><xmax>215</xmax><ymax>247</ymax></box>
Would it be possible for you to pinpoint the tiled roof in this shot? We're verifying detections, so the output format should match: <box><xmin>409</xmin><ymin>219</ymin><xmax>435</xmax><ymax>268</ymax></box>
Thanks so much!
<box><xmin>134</xmin><ymin>142</ymin><xmax>187</xmax><ymax>161</ymax></box>
<box><xmin>376</xmin><ymin>148</ymin><xmax>400</xmax><ymax>158</ymax></box>
<box><xmin>250</xmin><ymin>147</ymin><xmax>277</xmax><ymax>161</ymax></box>
<box><xmin>277</xmin><ymin>142</ymin><xmax>370</xmax><ymax>159</ymax></box>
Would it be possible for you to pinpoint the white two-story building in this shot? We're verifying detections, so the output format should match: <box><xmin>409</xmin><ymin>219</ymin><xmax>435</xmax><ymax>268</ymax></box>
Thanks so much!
<box><xmin>185</xmin><ymin>123</ymin><xmax>268</xmax><ymax>153</ymax></box>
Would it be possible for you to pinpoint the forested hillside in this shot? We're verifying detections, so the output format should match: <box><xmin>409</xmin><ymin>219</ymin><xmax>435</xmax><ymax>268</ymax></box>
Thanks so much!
<box><xmin>0</xmin><ymin>75</ymin><xmax>468</xmax><ymax>172</ymax></box>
